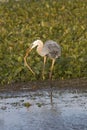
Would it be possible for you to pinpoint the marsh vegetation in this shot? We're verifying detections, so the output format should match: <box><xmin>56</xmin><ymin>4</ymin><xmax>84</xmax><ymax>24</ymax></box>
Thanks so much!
<box><xmin>0</xmin><ymin>0</ymin><xmax>87</xmax><ymax>84</ymax></box>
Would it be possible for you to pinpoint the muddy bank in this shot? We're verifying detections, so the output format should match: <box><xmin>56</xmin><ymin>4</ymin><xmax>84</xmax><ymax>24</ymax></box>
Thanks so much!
<box><xmin>0</xmin><ymin>78</ymin><xmax>87</xmax><ymax>92</ymax></box>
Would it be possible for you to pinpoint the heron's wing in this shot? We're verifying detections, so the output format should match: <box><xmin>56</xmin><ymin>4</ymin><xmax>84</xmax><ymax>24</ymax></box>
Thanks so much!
<box><xmin>43</xmin><ymin>40</ymin><xmax>61</xmax><ymax>58</ymax></box>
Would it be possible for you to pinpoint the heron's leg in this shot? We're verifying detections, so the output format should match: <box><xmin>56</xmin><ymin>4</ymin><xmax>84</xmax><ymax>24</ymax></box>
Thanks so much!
<box><xmin>49</xmin><ymin>59</ymin><xmax>55</xmax><ymax>80</ymax></box>
<box><xmin>42</xmin><ymin>56</ymin><xmax>47</xmax><ymax>80</ymax></box>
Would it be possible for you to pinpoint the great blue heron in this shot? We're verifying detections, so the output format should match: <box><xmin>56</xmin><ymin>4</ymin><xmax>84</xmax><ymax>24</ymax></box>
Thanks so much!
<box><xmin>24</xmin><ymin>40</ymin><xmax>61</xmax><ymax>79</ymax></box>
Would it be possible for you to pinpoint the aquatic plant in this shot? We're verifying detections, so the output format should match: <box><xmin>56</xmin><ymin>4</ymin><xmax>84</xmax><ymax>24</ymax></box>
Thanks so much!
<box><xmin>0</xmin><ymin>0</ymin><xmax>87</xmax><ymax>84</ymax></box>
<box><xmin>23</xmin><ymin>102</ymin><xmax>32</xmax><ymax>108</ymax></box>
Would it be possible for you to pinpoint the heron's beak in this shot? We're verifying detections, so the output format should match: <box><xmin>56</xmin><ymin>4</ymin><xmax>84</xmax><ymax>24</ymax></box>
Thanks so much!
<box><xmin>28</xmin><ymin>47</ymin><xmax>33</xmax><ymax>52</ymax></box>
<box><xmin>29</xmin><ymin>44</ymin><xmax>33</xmax><ymax>50</ymax></box>
<box><xmin>24</xmin><ymin>45</ymin><xmax>35</xmax><ymax>76</ymax></box>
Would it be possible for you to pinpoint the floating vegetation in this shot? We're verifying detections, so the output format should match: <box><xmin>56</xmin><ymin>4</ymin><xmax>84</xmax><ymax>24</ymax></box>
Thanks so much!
<box><xmin>23</xmin><ymin>102</ymin><xmax>32</xmax><ymax>108</ymax></box>
<box><xmin>36</xmin><ymin>103</ymin><xmax>45</xmax><ymax>107</ymax></box>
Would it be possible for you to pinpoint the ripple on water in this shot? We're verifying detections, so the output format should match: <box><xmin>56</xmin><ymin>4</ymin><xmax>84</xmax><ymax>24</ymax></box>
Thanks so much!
<box><xmin>0</xmin><ymin>87</ymin><xmax>87</xmax><ymax>130</ymax></box>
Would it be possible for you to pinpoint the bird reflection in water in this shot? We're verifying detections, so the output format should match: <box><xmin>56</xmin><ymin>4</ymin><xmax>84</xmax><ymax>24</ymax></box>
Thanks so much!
<box><xmin>24</xmin><ymin>40</ymin><xmax>61</xmax><ymax>105</ymax></box>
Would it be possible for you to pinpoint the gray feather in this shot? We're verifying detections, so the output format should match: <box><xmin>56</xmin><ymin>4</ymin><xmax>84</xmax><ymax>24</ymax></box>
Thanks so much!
<box><xmin>42</xmin><ymin>40</ymin><xmax>61</xmax><ymax>59</ymax></box>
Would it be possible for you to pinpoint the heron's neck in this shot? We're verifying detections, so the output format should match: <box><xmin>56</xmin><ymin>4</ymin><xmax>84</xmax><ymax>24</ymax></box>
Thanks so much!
<box><xmin>37</xmin><ymin>41</ymin><xmax>44</xmax><ymax>56</ymax></box>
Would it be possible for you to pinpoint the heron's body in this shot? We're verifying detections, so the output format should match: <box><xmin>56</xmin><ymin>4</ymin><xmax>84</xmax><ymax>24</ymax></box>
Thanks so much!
<box><xmin>33</xmin><ymin>40</ymin><xmax>61</xmax><ymax>59</ymax></box>
<box><xmin>24</xmin><ymin>40</ymin><xmax>61</xmax><ymax>79</ymax></box>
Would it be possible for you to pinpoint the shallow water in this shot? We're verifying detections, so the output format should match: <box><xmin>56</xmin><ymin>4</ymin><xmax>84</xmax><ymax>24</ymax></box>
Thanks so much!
<box><xmin>0</xmin><ymin>86</ymin><xmax>87</xmax><ymax>130</ymax></box>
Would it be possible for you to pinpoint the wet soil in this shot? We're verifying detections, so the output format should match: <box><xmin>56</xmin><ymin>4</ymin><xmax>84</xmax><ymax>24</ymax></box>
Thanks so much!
<box><xmin>0</xmin><ymin>78</ymin><xmax>87</xmax><ymax>130</ymax></box>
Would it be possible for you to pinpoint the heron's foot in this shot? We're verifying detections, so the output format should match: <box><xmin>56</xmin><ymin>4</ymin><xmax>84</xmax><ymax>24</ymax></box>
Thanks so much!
<box><xmin>32</xmin><ymin>71</ymin><xmax>35</xmax><ymax>76</ymax></box>
<box><xmin>49</xmin><ymin>72</ymin><xmax>52</xmax><ymax>80</ymax></box>
<box><xmin>42</xmin><ymin>74</ymin><xmax>45</xmax><ymax>80</ymax></box>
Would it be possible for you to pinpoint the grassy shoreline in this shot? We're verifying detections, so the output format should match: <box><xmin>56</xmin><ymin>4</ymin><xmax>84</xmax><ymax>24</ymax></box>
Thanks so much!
<box><xmin>0</xmin><ymin>0</ymin><xmax>87</xmax><ymax>84</ymax></box>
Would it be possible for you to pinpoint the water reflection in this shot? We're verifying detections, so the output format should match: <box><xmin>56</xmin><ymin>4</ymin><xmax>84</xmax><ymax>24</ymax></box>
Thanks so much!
<box><xmin>0</xmin><ymin>85</ymin><xmax>87</xmax><ymax>130</ymax></box>
<box><xmin>49</xmin><ymin>80</ymin><xmax>54</xmax><ymax>106</ymax></box>
<box><xmin>50</xmin><ymin>90</ymin><xmax>53</xmax><ymax>105</ymax></box>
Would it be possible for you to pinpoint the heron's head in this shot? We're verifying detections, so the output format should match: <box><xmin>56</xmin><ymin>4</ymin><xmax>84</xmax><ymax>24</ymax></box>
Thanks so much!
<box><xmin>30</xmin><ymin>40</ymin><xmax>42</xmax><ymax>50</ymax></box>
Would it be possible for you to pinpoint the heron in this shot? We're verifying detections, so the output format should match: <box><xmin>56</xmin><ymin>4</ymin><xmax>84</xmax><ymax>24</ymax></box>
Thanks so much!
<box><xmin>24</xmin><ymin>40</ymin><xmax>61</xmax><ymax>80</ymax></box>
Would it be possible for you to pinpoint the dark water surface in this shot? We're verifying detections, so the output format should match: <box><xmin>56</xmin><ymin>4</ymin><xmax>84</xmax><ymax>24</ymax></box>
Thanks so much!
<box><xmin>0</xmin><ymin>83</ymin><xmax>87</xmax><ymax>130</ymax></box>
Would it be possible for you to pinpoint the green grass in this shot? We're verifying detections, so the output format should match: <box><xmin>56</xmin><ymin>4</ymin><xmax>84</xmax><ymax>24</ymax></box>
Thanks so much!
<box><xmin>0</xmin><ymin>0</ymin><xmax>87</xmax><ymax>84</ymax></box>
